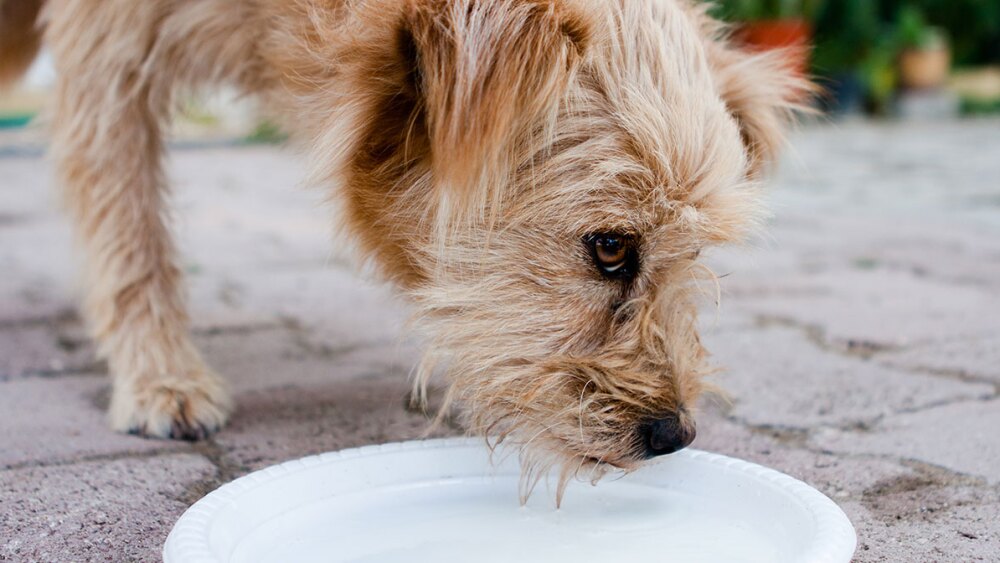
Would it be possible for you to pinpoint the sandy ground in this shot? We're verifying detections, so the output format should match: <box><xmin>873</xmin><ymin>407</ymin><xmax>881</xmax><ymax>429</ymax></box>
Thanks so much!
<box><xmin>1</xmin><ymin>119</ymin><xmax>999</xmax><ymax>561</ymax></box>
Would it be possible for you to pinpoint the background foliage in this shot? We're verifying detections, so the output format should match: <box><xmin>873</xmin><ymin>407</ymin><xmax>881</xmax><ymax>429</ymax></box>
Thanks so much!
<box><xmin>711</xmin><ymin>0</ymin><xmax>1000</xmax><ymax>111</ymax></box>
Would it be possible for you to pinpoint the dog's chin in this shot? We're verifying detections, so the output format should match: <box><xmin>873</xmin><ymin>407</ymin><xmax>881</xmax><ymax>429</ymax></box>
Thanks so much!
<box><xmin>572</xmin><ymin>451</ymin><xmax>641</xmax><ymax>472</ymax></box>
<box><xmin>588</xmin><ymin>456</ymin><xmax>650</xmax><ymax>480</ymax></box>
<box><xmin>567</xmin><ymin>436</ymin><xmax>651</xmax><ymax>472</ymax></box>
<box><xmin>509</xmin><ymin>439</ymin><xmax>646</xmax><ymax>506</ymax></box>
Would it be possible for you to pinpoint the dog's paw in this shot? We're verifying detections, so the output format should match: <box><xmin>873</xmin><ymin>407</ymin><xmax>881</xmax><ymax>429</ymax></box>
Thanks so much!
<box><xmin>110</xmin><ymin>370</ymin><xmax>231</xmax><ymax>441</ymax></box>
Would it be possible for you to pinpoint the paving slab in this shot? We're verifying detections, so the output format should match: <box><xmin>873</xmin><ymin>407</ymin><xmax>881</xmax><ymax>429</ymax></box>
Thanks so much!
<box><xmin>196</xmin><ymin>323</ymin><xmax>419</xmax><ymax>394</ymax></box>
<box><xmin>694</xmin><ymin>410</ymin><xmax>917</xmax><ymax>496</ymax></box>
<box><xmin>0</xmin><ymin>454</ymin><xmax>215</xmax><ymax>562</ymax></box>
<box><xmin>0</xmin><ymin>314</ymin><xmax>95</xmax><ymax>379</ymax></box>
<box><xmin>697</xmin><ymin>410</ymin><xmax>1000</xmax><ymax>562</ymax></box>
<box><xmin>811</xmin><ymin>399</ymin><xmax>1000</xmax><ymax>484</ymax></box>
<box><xmin>189</xmin><ymin>267</ymin><xmax>409</xmax><ymax>347</ymax></box>
<box><xmin>703</xmin><ymin>324</ymin><xmax>995</xmax><ymax>428</ymax></box>
<box><xmin>849</xmin><ymin>482</ymin><xmax>1000</xmax><ymax>562</ymax></box>
<box><xmin>879</xmin><ymin>333</ymin><xmax>1000</xmax><ymax>384</ymax></box>
<box><xmin>214</xmin><ymin>376</ymin><xmax>459</xmax><ymax>472</ymax></box>
<box><xmin>2</xmin><ymin>119</ymin><xmax>1000</xmax><ymax>561</ymax></box>
<box><xmin>723</xmin><ymin>268</ymin><xmax>1000</xmax><ymax>349</ymax></box>
<box><xmin>0</xmin><ymin>377</ymin><xmax>188</xmax><ymax>469</ymax></box>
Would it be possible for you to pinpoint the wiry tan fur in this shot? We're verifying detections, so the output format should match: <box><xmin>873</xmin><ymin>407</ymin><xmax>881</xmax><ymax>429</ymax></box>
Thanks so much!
<box><xmin>1</xmin><ymin>0</ymin><xmax>811</xmax><ymax>492</ymax></box>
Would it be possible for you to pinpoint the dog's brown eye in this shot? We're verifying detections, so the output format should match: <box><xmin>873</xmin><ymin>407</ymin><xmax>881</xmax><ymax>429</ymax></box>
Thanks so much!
<box><xmin>595</xmin><ymin>237</ymin><xmax>627</xmax><ymax>269</ymax></box>
<box><xmin>586</xmin><ymin>233</ymin><xmax>637</xmax><ymax>279</ymax></box>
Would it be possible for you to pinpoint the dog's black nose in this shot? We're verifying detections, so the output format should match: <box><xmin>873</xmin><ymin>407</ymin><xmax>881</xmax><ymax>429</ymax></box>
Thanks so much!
<box><xmin>640</xmin><ymin>414</ymin><xmax>696</xmax><ymax>458</ymax></box>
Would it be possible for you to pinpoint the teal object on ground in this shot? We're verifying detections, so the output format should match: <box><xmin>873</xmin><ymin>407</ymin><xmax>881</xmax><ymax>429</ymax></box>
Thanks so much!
<box><xmin>0</xmin><ymin>113</ymin><xmax>35</xmax><ymax>129</ymax></box>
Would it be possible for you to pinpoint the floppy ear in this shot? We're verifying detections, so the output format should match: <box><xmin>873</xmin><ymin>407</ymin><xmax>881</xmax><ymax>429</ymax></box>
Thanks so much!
<box><xmin>701</xmin><ymin>28</ymin><xmax>816</xmax><ymax>177</ymax></box>
<box><xmin>712</xmin><ymin>47</ymin><xmax>814</xmax><ymax>176</ymax></box>
<box><xmin>297</xmin><ymin>0</ymin><xmax>588</xmax><ymax>284</ymax></box>
<box><xmin>401</xmin><ymin>0</ymin><xmax>588</xmax><ymax>214</ymax></box>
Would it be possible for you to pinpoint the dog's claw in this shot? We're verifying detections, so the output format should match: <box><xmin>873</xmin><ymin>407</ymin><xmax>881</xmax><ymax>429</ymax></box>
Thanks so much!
<box><xmin>169</xmin><ymin>420</ymin><xmax>211</xmax><ymax>441</ymax></box>
<box><xmin>110</xmin><ymin>373</ymin><xmax>230</xmax><ymax>441</ymax></box>
<box><xmin>126</xmin><ymin>420</ymin><xmax>215</xmax><ymax>442</ymax></box>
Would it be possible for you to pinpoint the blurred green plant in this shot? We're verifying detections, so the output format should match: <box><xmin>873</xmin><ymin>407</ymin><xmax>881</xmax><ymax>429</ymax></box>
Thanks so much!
<box><xmin>961</xmin><ymin>97</ymin><xmax>1000</xmax><ymax>115</ymax></box>
<box><xmin>712</xmin><ymin>0</ymin><xmax>999</xmax><ymax>113</ymax></box>
<box><xmin>887</xmin><ymin>0</ymin><xmax>999</xmax><ymax>66</ymax></box>
<box><xmin>810</xmin><ymin>0</ymin><xmax>880</xmax><ymax>74</ymax></box>
<box><xmin>243</xmin><ymin>120</ymin><xmax>287</xmax><ymax>145</ymax></box>
<box><xmin>895</xmin><ymin>5</ymin><xmax>948</xmax><ymax>50</ymax></box>
<box><xmin>857</xmin><ymin>32</ymin><xmax>899</xmax><ymax>113</ymax></box>
<box><xmin>712</xmin><ymin>0</ymin><xmax>824</xmax><ymax>21</ymax></box>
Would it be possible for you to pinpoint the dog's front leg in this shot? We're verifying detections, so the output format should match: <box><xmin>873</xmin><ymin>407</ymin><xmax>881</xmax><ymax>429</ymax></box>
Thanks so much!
<box><xmin>47</xmin><ymin>8</ymin><xmax>229</xmax><ymax>440</ymax></box>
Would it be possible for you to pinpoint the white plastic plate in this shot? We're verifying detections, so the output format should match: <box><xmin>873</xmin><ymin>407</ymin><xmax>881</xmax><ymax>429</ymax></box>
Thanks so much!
<box><xmin>164</xmin><ymin>438</ymin><xmax>856</xmax><ymax>563</ymax></box>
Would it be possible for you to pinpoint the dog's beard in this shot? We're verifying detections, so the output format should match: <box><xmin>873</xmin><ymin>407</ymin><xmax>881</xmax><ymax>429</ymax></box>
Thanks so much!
<box><xmin>514</xmin><ymin>439</ymin><xmax>624</xmax><ymax>508</ymax></box>
<box><xmin>414</xmin><ymin>350</ymin><xmax>705</xmax><ymax>506</ymax></box>
<box><xmin>462</xmin><ymin>401</ymin><xmax>637</xmax><ymax>508</ymax></box>
<box><xmin>414</xmin><ymin>276</ymin><xmax>711</xmax><ymax>504</ymax></box>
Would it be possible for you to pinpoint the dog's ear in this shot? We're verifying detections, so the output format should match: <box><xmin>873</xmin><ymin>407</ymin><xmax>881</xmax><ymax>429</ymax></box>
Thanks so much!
<box><xmin>303</xmin><ymin>0</ymin><xmax>589</xmax><ymax>284</ymax></box>
<box><xmin>399</xmin><ymin>0</ymin><xmax>589</xmax><ymax>216</ymax></box>
<box><xmin>704</xmin><ymin>37</ymin><xmax>816</xmax><ymax>177</ymax></box>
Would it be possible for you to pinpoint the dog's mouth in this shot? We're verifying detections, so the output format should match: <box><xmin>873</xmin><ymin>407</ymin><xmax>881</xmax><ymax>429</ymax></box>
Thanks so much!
<box><xmin>581</xmin><ymin>455</ymin><xmax>611</xmax><ymax>467</ymax></box>
<box><xmin>577</xmin><ymin>453</ymin><xmax>638</xmax><ymax>472</ymax></box>
<box><xmin>559</xmin><ymin>437</ymin><xmax>650</xmax><ymax>473</ymax></box>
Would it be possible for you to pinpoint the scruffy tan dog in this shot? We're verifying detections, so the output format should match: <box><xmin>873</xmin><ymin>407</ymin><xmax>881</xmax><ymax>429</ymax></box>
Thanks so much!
<box><xmin>1</xmin><ymin>0</ymin><xmax>808</xmax><ymax>489</ymax></box>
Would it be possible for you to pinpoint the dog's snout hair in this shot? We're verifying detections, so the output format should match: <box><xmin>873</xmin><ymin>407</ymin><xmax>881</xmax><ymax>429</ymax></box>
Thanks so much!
<box><xmin>413</xmin><ymin>273</ymin><xmax>714</xmax><ymax>500</ymax></box>
<box><xmin>1</xmin><ymin>0</ymin><xmax>812</xmax><ymax>500</ymax></box>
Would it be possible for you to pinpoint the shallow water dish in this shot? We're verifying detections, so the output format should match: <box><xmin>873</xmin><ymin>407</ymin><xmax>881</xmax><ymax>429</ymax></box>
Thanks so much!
<box><xmin>164</xmin><ymin>438</ymin><xmax>856</xmax><ymax>563</ymax></box>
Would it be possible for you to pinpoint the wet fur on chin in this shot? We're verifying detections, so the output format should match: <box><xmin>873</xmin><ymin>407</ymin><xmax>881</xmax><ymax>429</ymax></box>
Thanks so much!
<box><xmin>1</xmin><ymin>0</ymin><xmax>813</xmax><ymax>499</ymax></box>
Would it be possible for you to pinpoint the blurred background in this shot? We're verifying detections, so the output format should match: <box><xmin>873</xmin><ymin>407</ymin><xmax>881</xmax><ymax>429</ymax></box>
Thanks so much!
<box><xmin>2</xmin><ymin>0</ymin><xmax>999</xmax><ymax>135</ymax></box>
<box><xmin>1</xmin><ymin>3</ymin><xmax>999</xmax><ymax>561</ymax></box>
<box><xmin>712</xmin><ymin>0</ymin><xmax>1000</xmax><ymax>118</ymax></box>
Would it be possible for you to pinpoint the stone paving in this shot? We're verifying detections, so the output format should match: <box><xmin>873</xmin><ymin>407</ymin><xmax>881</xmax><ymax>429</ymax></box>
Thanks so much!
<box><xmin>1</xmin><ymin>119</ymin><xmax>998</xmax><ymax>561</ymax></box>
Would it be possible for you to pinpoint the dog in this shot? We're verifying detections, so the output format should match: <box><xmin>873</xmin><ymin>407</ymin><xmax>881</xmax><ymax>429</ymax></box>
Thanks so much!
<box><xmin>1</xmin><ymin>0</ymin><xmax>809</xmax><ymax>494</ymax></box>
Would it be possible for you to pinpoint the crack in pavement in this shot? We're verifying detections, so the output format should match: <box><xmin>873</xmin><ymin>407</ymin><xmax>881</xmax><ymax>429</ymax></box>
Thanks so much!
<box><xmin>875</xmin><ymin>257</ymin><xmax>1000</xmax><ymax>293</ymax></box>
<box><xmin>875</xmin><ymin>360</ymin><xmax>1000</xmax><ymax>396</ymax></box>
<box><xmin>176</xmin><ymin>439</ymin><xmax>250</xmax><ymax>506</ymax></box>
<box><xmin>753</xmin><ymin>314</ymin><xmax>900</xmax><ymax>359</ymax></box>
<box><xmin>0</xmin><ymin>362</ymin><xmax>106</xmax><ymax>382</ymax></box>
<box><xmin>0</xmin><ymin>446</ymin><xmax>189</xmax><ymax>472</ymax></box>
<box><xmin>1</xmin><ymin>321</ymin><xmax>294</xmax><ymax>382</ymax></box>
<box><xmin>727</xmin><ymin>417</ymin><xmax>813</xmax><ymax>448</ymax></box>
<box><xmin>879</xmin><ymin>394</ymin><xmax>999</xmax><ymax>419</ymax></box>
<box><xmin>752</xmin><ymin>314</ymin><xmax>1000</xmax><ymax>399</ymax></box>
<box><xmin>723</xmin><ymin>413</ymin><xmax>1000</xmax><ymax>498</ymax></box>
<box><xmin>753</xmin><ymin>314</ymin><xmax>1000</xmax><ymax>364</ymax></box>
<box><xmin>0</xmin><ymin>308</ymin><xmax>79</xmax><ymax>331</ymax></box>
<box><xmin>278</xmin><ymin>315</ymin><xmax>395</xmax><ymax>361</ymax></box>
<box><xmin>722</xmin><ymin>387</ymin><xmax>997</xmax><ymax>444</ymax></box>
<box><xmin>192</xmin><ymin>321</ymin><xmax>287</xmax><ymax>338</ymax></box>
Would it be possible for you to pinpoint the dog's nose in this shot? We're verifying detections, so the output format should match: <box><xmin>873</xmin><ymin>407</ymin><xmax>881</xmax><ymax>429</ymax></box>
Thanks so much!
<box><xmin>640</xmin><ymin>414</ymin><xmax>696</xmax><ymax>458</ymax></box>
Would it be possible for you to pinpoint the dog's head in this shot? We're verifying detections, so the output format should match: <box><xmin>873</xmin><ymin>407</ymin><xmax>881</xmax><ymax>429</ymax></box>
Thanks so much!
<box><xmin>297</xmin><ymin>0</ymin><xmax>810</xmax><ymax>496</ymax></box>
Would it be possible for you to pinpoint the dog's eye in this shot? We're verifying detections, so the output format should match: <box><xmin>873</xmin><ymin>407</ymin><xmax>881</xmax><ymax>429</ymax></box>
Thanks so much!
<box><xmin>586</xmin><ymin>233</ymin><xmax>637</xmax><ymax>279</ymax></box>
<box><xmin>595</xmin><ymin>237</ymin><xmax>627</xmax><ymax>269</ymax></box>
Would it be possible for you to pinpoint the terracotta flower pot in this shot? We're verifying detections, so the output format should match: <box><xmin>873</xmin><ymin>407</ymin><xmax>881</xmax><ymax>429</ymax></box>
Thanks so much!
<box><xmin>735</xmin><ymin>19</ymin><xmax>813</xmax><ymax>76</ymax></box>
<box><xmin>898</xmin><ymin>47</ymin><xmax>951</xmax><ymax>90</ymax></box>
